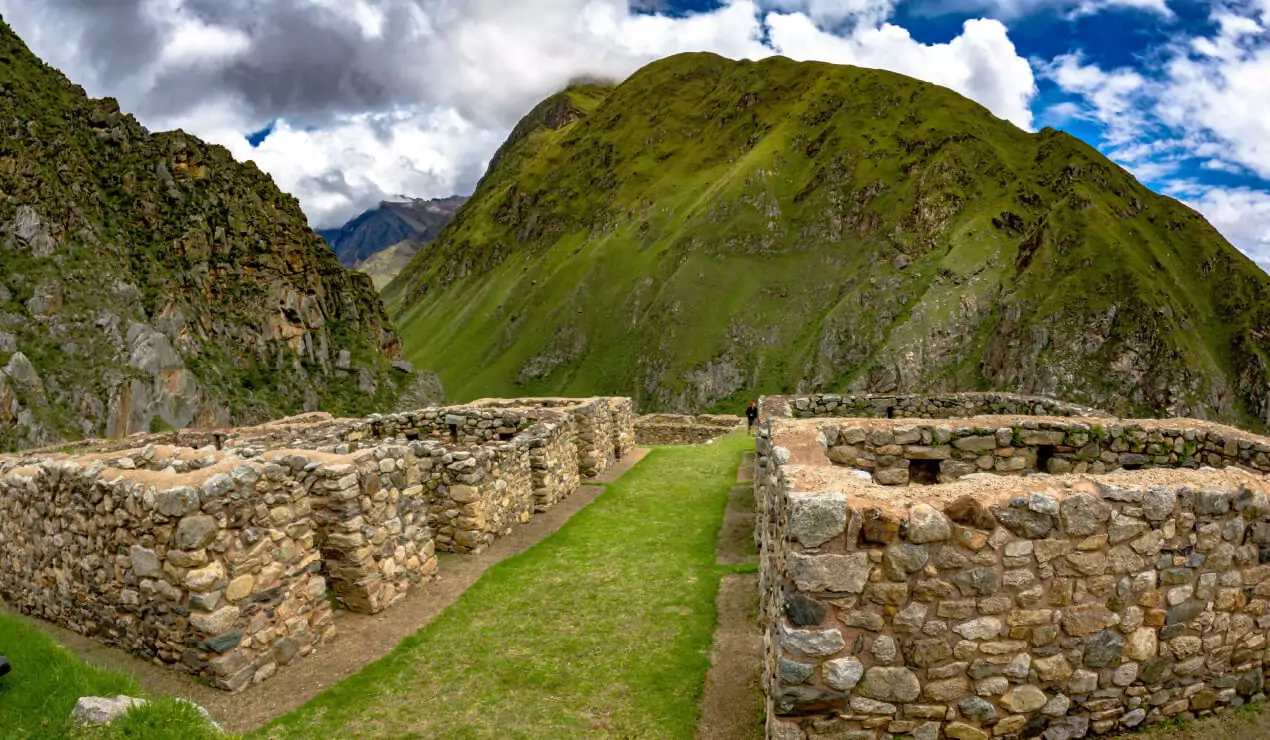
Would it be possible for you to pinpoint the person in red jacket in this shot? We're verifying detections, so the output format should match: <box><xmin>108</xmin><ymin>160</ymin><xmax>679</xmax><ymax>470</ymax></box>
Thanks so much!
<box><xmin>746</xmin><ymin>401</ymin><xmax>759</xmax><ymax>435</ymax></box>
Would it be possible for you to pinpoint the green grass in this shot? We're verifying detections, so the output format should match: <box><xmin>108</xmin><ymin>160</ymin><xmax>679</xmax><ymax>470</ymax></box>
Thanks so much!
<box><xmin>258</xmin><ymin>433</ymin><xmax>755</xmax><ymax>739</ymax></box>
<box><xmin>0</xmin><ymin>610</ymin><xmax>225</xmax><ymax>740</ymax></box>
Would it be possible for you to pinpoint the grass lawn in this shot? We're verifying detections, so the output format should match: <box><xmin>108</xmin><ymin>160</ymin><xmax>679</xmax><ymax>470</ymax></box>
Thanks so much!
<box><xmin>258</xmin><ymin>432</ymin><xmax>755</xmax><ymax>739</ymax></box>
<box><xmin>0</xmin><ymin>609</ymin><xmax>226</xmax><ymax>740</ymax></box>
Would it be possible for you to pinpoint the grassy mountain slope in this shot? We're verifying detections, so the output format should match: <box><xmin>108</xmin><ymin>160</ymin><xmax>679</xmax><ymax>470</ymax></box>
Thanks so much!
<box><xmin>319</xmin><ymin>196</ymin><xmax>467</xmax><ymax>268</ymax></box>
<box><xmin>0</xmin><ymin>20</ymin><xmax>431</xmax><ymax>451</ymax></box>
<box><xmin>385</xmin><ymin>52</ymin><xmax>1270</xmax><ymax>428</ymax></box>
<box><xmin>357</xmin><ymin>239</ymin><xmax>427</xmax><ymax>289</ymax></box>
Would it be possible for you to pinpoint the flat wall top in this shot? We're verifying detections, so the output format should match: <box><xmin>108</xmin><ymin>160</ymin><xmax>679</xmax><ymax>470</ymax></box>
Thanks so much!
<box><xmin>769</xmin><ymin>414</ymin><xmax>1270</xmax><ymax>509</ymax></box>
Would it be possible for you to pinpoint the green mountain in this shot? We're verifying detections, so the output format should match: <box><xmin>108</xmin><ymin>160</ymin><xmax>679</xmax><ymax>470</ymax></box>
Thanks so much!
<box><xmin>0</xmin><ymin>20</ymin><xmax>435</xmax><ymax>452</ymax></box>
<box><xmin>319</xmin><ymin>196</ymin><xmax>467</xmax><ymax>269</ymax></box>
<box><xmin>386</xmin><ymin>52</ymin><xmax>1270</xmax><ymax>428</ymax></box>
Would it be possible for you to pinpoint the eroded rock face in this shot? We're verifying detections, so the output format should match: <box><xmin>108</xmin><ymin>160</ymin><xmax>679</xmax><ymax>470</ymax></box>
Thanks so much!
<box><xmin>0</xmin><ymin>22</ymin><xmax>424</xmax><ymax>452</ymax></box>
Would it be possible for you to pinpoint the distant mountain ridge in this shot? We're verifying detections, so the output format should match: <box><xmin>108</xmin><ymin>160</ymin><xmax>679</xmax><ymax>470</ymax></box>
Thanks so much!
<box><xmin>385</xmin><ymin>52</ymin><xmax>1270</xmax><ymax>429</ymax></box>
<box><xmin>319</xmin><ymin>196</ymin><xmax>468</xmax><ymax>270</ymax></box>
<box><xmin>0</xmin><ymin>19</ymin><xmax>434</xmax><ymax>451</ymax></box>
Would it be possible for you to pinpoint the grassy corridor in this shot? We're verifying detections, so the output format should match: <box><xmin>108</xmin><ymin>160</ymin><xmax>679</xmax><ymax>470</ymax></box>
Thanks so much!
<box><xmin>259</xmin><ymin>433</ymin><xmax>754</xmax><ymax>739</ymax></box>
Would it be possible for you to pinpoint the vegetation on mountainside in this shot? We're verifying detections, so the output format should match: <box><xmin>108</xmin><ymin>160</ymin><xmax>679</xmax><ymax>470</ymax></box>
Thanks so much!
<box><xmin>386</xmin><ymin>53</ymin><xmax>1270</xmax><ymax>429</ymax></box>
<box><xmin>259</xmin><ymin>435</ymin><xmax>754</xmax><ymax>739</ymax></box>
<box><xmin>0</xmin><ymin>21</ymin><xmax>416</xmax><ymax>451</ymax></box>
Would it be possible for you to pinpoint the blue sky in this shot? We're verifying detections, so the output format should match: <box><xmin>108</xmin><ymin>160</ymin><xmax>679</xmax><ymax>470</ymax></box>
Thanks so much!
<box><xmin>3</xmin><ymin>0</ymin><xmax>1267</xmax><ymax>263</ymax></box>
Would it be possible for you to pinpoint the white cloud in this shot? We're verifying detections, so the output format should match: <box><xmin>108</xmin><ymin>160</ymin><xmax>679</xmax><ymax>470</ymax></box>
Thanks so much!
<box><xmin>760</xmin><ymin>0</ymin><xmax>899</xmax><ymax>26</ymax></box>
<box><xmin>1157</xmin><ymin>13</ymin><xmax>1270</xmax><ymax>180</ymax></box>
<box><xmin>765</xmin><ymin>15</ymin><xmax>1037</xmax><ymax>128</ymax></box>
<box><xmin>0</xmin><ymin>0</ymin><xmax>1046</xmax><ymax>227</ymax></box>
<box><xmin>930</xmin><ymin>0</ymin><xmax>1172</xmax><ymax>20</ymax></box>
<box><xmin>1177</xmin><ymin>183</ymin><xmax>1270</xmax><ymax>267</ymax></box>
<box><xmin>1043</xmin><ymin>53</ymin><xmax>1149</xmax><ymax>146</ymax></box>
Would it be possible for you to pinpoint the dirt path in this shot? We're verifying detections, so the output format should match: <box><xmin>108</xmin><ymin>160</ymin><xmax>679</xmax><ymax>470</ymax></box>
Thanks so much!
<box><xmin>696</xmin><ymin>573</ymin><xmax>764</xmax><ymax>740</ymax></box>
<box><xmin>737</xmin><ymin>451</ymin><xmax>755</xmax><ymax>482</ymax></box>
<box><xmin>717</xmin><ymin>485</ymin><xmax>757</xmax><ymax>565</ymax></box>
<box><xmin>697</xmin><ymin>450</ymin><xmax>763</xmax><ymax>739</ymax></box>
<box><xmin>16</xmin><ymin>468</ymin><xmax>636</xmax><ymax>734</ymax></box>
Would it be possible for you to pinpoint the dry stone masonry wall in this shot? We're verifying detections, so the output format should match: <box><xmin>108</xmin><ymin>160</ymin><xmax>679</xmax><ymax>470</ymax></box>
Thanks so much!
<box><xmin>822</xmin><ymin>418</ymin><xmax>1270</xmax><ymax>486</ymax></box>
<box><xmin>757</xmin><ymin>402</ymin><xmax>1270</xmax><ymax>740</ymax></box>
<box><xmin>764</xmin><ymin>393</ymin><xmax>1107</xmax><ymax>422</ymax></box>
<box><xmin>634</xmin><ymin>414</ymin><xmax>744</xmax><ymax>445</ymax></box>
<box><xmin>0</xmin><ymin>397</ymin><xmax>635</xmax><ymax>692</ymax></box>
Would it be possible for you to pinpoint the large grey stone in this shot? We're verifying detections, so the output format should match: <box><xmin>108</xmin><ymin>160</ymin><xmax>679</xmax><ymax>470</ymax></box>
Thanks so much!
<box><xmin>129</xmin><ymin>545</ymin><xmax>163</xmax><ymax>579</ymax></box>
<box><xmin>883</xmin><ymin>543</ymin><xmax>929</xmax><ymax>579</ymax></box>
<box><xmin>952</xmin><ymin>617</ymin><xmax>1001</xmax><ymax>640</ymax></box>
<box><xmin>781</xmin><ymin>625</ymin><xmax>846</xmax><ymax>658</ymax></box>
<box><xmin>176</xmin><ymin>515</ymin><xmax>219</xmax><ymax>550</ymax></box>
<box><xmin>907</xmin><ymin>503</ymin><xmax>951</xmax><ymax>543</ymax></box>
<box><xmin>823</xmin><ymin>656</ymin><xmax>865</xmax><ymax>690</ymax></box>
<box><xmin>788</xmin><ymin>552</ymin><xmax>869</xmax><ymax>593</ymax></box>
<box><xmin>960</xmin><ymin>696</ymin><xmax>998</xmax><ymax>723</ymax></box>
<box><xmin>858</xmin><ymin>666</ymin><xmax>921</xmax><ymax>702</ymax></box>
<box><xmin>190</xmin><ymin>606</ymin><xmax>240</xmax><ymax>636</ymax></box>
<box><xmin>1059</xmin><ymin>494</ymin><xmax>1110</xmax><ymax>536</ymax></box>
<box><xmin>954</xmin><ymin>568</ymin><xmax>999</xmax><ymax>597</ymax></box>
<box><xmin>778</xmin><ymin>659</ymin><xmax>815</xmax><ymax>685</ymax></box>
<box><xmin>994</xmin><ymin>507</ymin><xmax>1055</xmax><ymax>539</ymax></box>
<box><xmin>787</xmin><ymin>492</ymin><xmax>848</xmax><ymax>547</ymax></box>
<box><xmin>71</xmin><ymin>696</ymin><xmax>145</xmax><ymax>726</ymax></box>
<box><xmin>1143</xmin><ymin>488</ymin><xmax>1176</xmax><ymax>521</ymax></box>
<box><xmin>155</xmin><ymin>487</ymin><xmax>201</xmax><ymax>517</ymax></box>
<box><xmin>1083</xmin><ymin>629</ymin><xmax>1124</xmax><ymax>668</ymax></box>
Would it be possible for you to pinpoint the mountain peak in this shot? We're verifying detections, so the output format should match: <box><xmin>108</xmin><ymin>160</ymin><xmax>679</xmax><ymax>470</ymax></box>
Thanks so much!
<box><xmin>385</xmin><ymin>52</ymin><xmax>1270</xmax><ymax>429</ymax></box>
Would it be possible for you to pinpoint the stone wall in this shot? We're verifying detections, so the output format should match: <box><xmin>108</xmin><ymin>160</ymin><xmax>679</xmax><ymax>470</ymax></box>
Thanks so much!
<box><xmin>1</xmin><ymin>450</ymin><xmax>354</xmax><ymax>691</ymax></box>
<box><xmin>763</xmin><ymin>393</ymin><xmax>1107</xmax><ymax>422</ymax></box>
<box><xmin>635</xmin><ymin>414</ymin><xmax>744</xmax><ymax>445</ymax></box>
<box><xmin>0</xmin><ymin>396</ymin><xmax>634</xmax><ymax>692</ymax></box>
<box><xmin>758</xmin><ymin>414</ymin><xmax>1270</xmax><ymax>740</ymax></box>
<box><xmin>821</xmin><ymin>418</ymin><xmax>1270</xmax><ymax>485</ymax></box>
<box><xmin>610</xmin><ymin>397</ymin><xmax>637</xmax><ymax>460</ymax></box>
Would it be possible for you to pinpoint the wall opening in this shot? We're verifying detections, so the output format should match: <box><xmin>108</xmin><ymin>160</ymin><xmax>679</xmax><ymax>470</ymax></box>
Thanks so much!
<box><xmin>1035</xmin><ymin>444</ymin><xmax>1055</xmax><ymax>473</ymax></box>
<box><xmin>448</xmin><ymin>423</ymin><xmax>459</xmax><ymax>443</ymax></box>
<box><xmin>909</xmin><ymin>459</ymin><xmax>940</xmax><ymax>485</ymax></box>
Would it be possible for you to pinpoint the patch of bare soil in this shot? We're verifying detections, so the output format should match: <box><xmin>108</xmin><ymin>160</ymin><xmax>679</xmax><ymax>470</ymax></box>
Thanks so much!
<box><xmin>12</xmin><ymin>482</ymin><xmax>617</xmax><ymax>733</ymax></box>
<box><xmin>717</xmin><ymin>485</ymin><xmax>757</xmax><ymax>566</ymax></box>
<box><xmin>738</xmin><ymin>451</ymin><xmax>755</xmax><ymax>482</ymax></box>
<box><xmin>696</xmin><ymin>573</ymin><xmax>763</xmax><ymax>740</ymax></box>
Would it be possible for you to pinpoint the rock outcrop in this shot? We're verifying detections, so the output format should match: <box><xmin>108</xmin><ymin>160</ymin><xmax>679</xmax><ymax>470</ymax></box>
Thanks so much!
<box><xmin>0</xmin><ymin>20</ymin><xmax>429</xmax><ymax>451</ymax></box>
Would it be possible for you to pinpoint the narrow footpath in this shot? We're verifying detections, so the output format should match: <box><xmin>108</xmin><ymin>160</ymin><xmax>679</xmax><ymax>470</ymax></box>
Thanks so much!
<box><xmin>258</xmin><ymin>434</ymin><xmax>754</xmax><ymax>739</ymax></box>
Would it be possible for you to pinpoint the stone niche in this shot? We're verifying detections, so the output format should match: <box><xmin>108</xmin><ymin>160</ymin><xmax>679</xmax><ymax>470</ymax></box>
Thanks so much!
<box><xmin>756</xmin><ymin>404</ymin><xmax>1270</xmax><ymax>740</ymax></box>
<box><xmin>0</xmin><ymin>396</ymin><xmax>636</xmax><ymax>692</ymax></box>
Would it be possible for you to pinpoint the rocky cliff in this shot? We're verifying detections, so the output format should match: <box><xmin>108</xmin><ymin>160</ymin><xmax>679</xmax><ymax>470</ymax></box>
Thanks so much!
<box><xmin>0</xmin><ymin>19</ymin><xmax>435</xmax><ymax>451</ymax></box>
<box><xmin>386</xmin><ymin>53</ymin><xmax>1270</xmax><ymax>429</ymax></box>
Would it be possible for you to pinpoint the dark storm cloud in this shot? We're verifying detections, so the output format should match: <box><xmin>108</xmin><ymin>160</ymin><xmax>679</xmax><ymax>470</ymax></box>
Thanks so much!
<box><xmin>4</xmin><ymin>0</ymin><xmax>436</xmax><ymax>126</ymax></box>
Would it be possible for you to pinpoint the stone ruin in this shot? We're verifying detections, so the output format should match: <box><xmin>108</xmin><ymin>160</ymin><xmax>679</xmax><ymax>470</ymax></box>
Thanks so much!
<box><xmin>634</xmin><ymin>413</ymin><xmax>744</xmax><ymax>446</ymax></box>
<box><xmin>756</xmin><ymin>392</ymin><xmax>1270</xmax><ymax>740</ymax></box>
<box><xmin>0</xmin><ymin>397</ymin><xmax>634</xmax><ymax>692</ymax></box>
